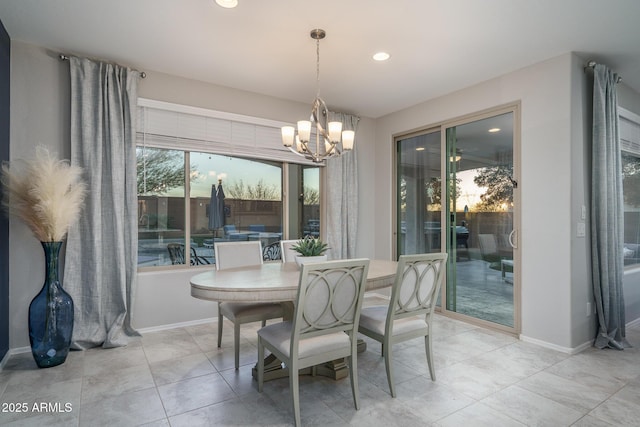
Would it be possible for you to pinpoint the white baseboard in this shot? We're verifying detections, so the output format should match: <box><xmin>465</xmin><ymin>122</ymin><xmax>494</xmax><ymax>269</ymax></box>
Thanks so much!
<box><xmin>137</xmin><ymin>296</ymin><xmax>392</xmax><ymax>335</ymax></box>
<box><xmin>627</xmin><ymin>317</ymin><xmax>640</xmax><ymax>329</ymax></box>
<box><xmin>6</xmin><ymin>313</ymin><xmax>633</xmax><ymax>368</ymax></box>
<box><xmin>519</xmin><ymin>334</ymin><xmax>592</xmax><ymax>355</ymax></box>
<box><xmin>135</xmin><ymin>317</ymin><xmax>218</xmax><ymax>335</ymax></box>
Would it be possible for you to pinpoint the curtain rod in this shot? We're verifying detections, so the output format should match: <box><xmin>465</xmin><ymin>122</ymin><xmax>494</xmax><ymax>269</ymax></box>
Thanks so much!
<box><xmin>59</xmin><ymin>54</ymin><xmax>146</xmax><ymax>78</ymax></box>
<box><xmin>585</xmin><ymin>60</ymin><xmax>622</xmax><ymax>83</ymax></box>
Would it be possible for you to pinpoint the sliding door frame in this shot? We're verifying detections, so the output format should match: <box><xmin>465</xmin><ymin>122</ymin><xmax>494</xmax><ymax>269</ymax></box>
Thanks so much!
<box><xmin>393</xmin><ymin>102</ymin><xmax>521</xmax><ymax>335</ymax></box>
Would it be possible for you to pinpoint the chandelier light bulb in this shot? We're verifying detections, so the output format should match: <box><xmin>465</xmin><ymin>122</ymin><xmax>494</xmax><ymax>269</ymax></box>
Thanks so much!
<box><xmin>297</xmin><ymin>121</ymin><xmax>311</xmax><ymax>142</ymax></box>
<box><xmin>328</xmin><ymin>121</ymin><xmax>343</xmax><ymax>143</ymax></box>
<box><xmin>281</xmin><ymin>126</ymin><xmax>295</xmax><ymax>147</ymax></box>
<box><xmin>342</xmin><ymin>130</ymin><xmax>355</xmax><ymax>151</ymax></box>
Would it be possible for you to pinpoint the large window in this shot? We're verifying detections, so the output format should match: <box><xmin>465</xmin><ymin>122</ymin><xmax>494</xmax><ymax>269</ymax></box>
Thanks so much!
<box><xmin>136</xmin><ymin>100</ymin><xmax>321</xmax><ymax>269</ymax></box>
<box><xmin>621</xmin><ymin>111</ymin><xmax>640</xmax><ymax>268</ymax></box>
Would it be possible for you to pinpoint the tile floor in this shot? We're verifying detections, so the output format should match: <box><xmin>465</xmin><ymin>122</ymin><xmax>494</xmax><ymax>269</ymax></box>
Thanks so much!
<box><xmin>1</xmin><ymin>296</ymin><xmax>640</xmax><ymax>426</ymax></box>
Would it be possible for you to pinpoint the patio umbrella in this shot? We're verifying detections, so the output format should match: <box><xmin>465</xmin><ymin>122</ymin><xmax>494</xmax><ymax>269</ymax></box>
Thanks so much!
<box><xmin>209</xmin><ymin>180</ymin><xmax>226</xmax><ymax>231</ymax></box>
<box><xmin>207</xmin><ymin>184</ymin><xmax>217</xmax><ymax>230</ymax></box>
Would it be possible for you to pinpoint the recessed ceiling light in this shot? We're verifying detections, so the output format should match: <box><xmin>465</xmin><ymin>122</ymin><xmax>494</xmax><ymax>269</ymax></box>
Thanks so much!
<box><xmin>488</xmin><ymin>127</ymin><xmax>501</xmax><ymax>133</ymax></box>
<box><xmin>373</xmin><ymin>52</ymin><xmax>390</xmax><ymax>61</ymax></box>
<box><xmin>216</xmin><ymin>0</ymin><xmax>238</xmax><ymax>8</ymax></box>
<box><xmin>416</xmin><ymin>147</ymin><xmax>425</xmax><ymax>151</ymax></box>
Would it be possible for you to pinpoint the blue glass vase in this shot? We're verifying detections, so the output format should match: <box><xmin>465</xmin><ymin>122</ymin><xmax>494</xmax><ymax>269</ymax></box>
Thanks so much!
<box><xmin>28</xmin><ymin>241</ymin><xmax>74</xmax><ymax>368</ymax></box>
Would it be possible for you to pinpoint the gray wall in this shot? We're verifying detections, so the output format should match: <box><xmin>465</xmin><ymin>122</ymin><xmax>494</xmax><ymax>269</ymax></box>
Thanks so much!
<box><xmin>134</xmin><ymin>70</ymin><xmax>377</xmax><ymax>329</ymax></box>
<box><xmin>8</xmin><ymin>42</ymin><xmax>70</xmax><ymax>350</ymax></box>
<box><xmin>5</xmin><ymin>41</ymin><xmax>378</xmax><ymax>343</ymax></box>
<box><xmin>374</xmin><ymin>52</ymin><xmax>640</xmax><ymax>351</ymax></box>
<box><xmin>5</xmin><ymin>41</ymin><xmax>640</xmax><ymax>352</ymax></box>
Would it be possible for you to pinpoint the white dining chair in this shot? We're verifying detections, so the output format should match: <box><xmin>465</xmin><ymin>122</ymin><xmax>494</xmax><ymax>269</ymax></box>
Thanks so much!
<box><xmin>279</xmin><ymin>239</ymin><xmax>299</xmax><ymax>263</ymax></box>
<box><xmin>358</xmin><ymin>253</ymin><xmax>447</xmax><ymax>397</ymax></box>
<box><xmin>257</xmin><ymin>258</ymin><xmax>370</xmax><ymax>427</ymax></box>
<box><xmin>214</xmin><ymin>241</ymin><xmax>285</xmax><ymax>370</ymax></box>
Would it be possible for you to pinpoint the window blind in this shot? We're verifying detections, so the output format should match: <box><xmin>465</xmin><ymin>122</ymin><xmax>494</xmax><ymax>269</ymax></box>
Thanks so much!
<box><xmin>620</xmin><ymin>116</ymin><xmax>640</xmax><ymax>156</ymax></box>
<box><xmin>136</xmin><ymin>99</ymin><xmax>321</xmax><ymax>166</ymax></box>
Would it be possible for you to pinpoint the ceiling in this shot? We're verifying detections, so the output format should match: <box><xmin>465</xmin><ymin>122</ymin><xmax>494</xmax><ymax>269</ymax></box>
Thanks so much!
<box><xmin>0</xmin><ymin>0</ymin><xmax>639</xmax><ymax>119</ymax></box>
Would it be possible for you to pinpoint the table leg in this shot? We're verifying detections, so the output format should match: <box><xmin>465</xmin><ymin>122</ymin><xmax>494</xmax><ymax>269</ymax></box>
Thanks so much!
<box><xmin>252</xmin><ymin>353</ymin><xmax>289</xmax><ymax>381</ymax></box>
<box><xmin>251</xmin><ymin>338</ymin><xmax>367</xmax><ymax>382</ymax></box>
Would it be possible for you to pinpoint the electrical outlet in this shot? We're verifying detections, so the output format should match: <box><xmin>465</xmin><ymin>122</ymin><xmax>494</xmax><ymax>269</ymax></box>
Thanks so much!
<box><xmin>577</xmin><ymin>222</ymin><xmax>586</xmax><ymax>237</ymax></box>
<box><xmin>581</xmin><ymin>205</ymin><xmax>587</xmax><ymax>220</ymax></box>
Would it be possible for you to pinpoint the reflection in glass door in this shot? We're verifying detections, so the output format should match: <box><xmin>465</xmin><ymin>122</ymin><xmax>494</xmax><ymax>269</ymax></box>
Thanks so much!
<box><xmin>396</xmin><ymin>130</ymin><xmax>442</xmax><ymax>257</ymax></box>
<box><xmin>445</xmin><ymin>111</ymin><xmax>517</xmax><ymax>328</ymax></box>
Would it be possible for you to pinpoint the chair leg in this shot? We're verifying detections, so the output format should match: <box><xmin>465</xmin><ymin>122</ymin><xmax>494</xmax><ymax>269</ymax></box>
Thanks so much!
<box><xmin>234</xmin><ymin>321</ymin><xmax>241</xmax><ymax>370</ymax></box>
<box><xmin>348</xmin><ymin>350</ymin><xmax>360</xmax><ymax>410</ymax></box>
<box><xmin>261</xmin><ymin>319</ymin><xmax>267</xmax><ymax>327</ymax></box>
<box><xmin>257</xmin><ymin>337</ymin><xmax>264</xmax><ymax>392</ymax></box>
<box><xmin>217</xmin><ymin>303</ymin><xmax>223</xmax><ymax>348</ymax></box>
<box><xmin>383</xmin><ymin>339</ymin><xmax>396</xmax><ymax>398</ymax></box>
<box><xmin>290</xmin><ymin>363</ymin><xmax>301</xmax><ymax>427</ymax></box>
<box><xmin>425</xmin><ymin>334</ymin><xmax>436</xmax><ymax>381</ymax></box>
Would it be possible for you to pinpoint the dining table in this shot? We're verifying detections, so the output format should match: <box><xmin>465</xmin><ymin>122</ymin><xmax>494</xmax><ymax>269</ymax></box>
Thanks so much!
<box><xmin>190</xmin><ymin>259</ymin><xmax>398</xmax><ymax>381</ymax></box>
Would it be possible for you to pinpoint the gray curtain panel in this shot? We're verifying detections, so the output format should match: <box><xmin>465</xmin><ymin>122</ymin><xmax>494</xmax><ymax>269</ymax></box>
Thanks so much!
<box><xmin>591</xmin><ymin>64</ymin><xmax>630</xmax><ymax>350</ymax></box>
<box><xmin>326</xmin><ymin>113</ymin><xmax>359</xmax><ymax>259</ymax></box>
<box><xmin>65</xmin><ymin>57</ymin><xmax>141</xmax><ymax>349</ymax></box>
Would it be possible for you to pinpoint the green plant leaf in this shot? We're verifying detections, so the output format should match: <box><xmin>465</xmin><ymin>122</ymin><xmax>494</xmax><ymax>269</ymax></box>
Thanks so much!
<box><xmin>291</xmin><ymin>236</ymin><xmax>329</xmax><ymax>256</ymax></box>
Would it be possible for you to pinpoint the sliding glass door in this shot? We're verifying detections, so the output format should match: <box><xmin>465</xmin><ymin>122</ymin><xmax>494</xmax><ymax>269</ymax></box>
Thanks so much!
<box><xmin>445</xmin><ymin>111</ymin><xmax>517</xmax><ymax>328</ymax></box>
<box><xmin>396</xmin><ymin>107</ymin><xmax>519</xmax><ymax>332</ymax></box>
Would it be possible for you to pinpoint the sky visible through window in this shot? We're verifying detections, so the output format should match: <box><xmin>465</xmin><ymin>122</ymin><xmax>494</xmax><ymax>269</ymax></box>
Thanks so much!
<box><xmin>456</xmin><ymin>169</ymin><xmax>483</xmax><ymax>210</ymax></box>
<box><xmin>154</xmin><ymin>152</ymin><xmax>321</xmax><ymax>199</ymax></box>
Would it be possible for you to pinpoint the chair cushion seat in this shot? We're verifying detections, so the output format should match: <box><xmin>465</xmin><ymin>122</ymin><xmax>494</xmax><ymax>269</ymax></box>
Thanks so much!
<box><xmin>258</xmin><ymin>321</ymin><xmax>351</xmax><ymax>360</ymax></box>
<box><xmin>220</xmin><ymin>302</ymin><xmax>283</xmax><ymax>323</ymax></box>
<box><xmin>359</xmin><ymin>305</ymin><xmax>428</xmax><ymax>336</ymax></box>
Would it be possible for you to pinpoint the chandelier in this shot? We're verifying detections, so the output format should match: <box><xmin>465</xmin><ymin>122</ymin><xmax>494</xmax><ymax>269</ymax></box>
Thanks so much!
<box><xmin>281</xmin><ymin>29</ymin><xmax>355</xmax><ymax>163</ymax></box>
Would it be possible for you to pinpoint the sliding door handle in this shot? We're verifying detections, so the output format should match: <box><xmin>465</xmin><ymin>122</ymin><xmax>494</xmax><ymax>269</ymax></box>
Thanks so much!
<box><xmin>508</xmin><ymin>229</ymin><xmax>517</xmax><ymax>249</ymax></box>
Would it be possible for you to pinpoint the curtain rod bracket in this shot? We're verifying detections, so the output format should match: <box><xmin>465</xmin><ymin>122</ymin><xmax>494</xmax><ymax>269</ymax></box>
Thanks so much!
<box><xmin>58</xmin><ymin>53</ymin><xmax>146</xmax><ymax>78</ymax></box>
<box><xmin>585</xmin><ymin>60</ymin><xmax>622</xmax><ymax>83</ymax></box>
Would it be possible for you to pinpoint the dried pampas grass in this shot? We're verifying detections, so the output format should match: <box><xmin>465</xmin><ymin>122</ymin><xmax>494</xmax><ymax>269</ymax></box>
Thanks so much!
<box><xmin>1</xmin><ymin>146</ymin><xmax>87</xmax><ymax>242</ymax></box>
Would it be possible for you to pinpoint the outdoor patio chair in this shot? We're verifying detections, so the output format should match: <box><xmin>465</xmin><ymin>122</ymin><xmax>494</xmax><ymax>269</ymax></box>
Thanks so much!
<box><xmin>477</xmin><ymin>233</ymin><xmax>512</xmax><ymax>277</ymax></box>
<box><xmin>262</xmin><ymin>241</ymin><xmax>282</xmax><ymax>261</ymax></box>
<box><xmin>166</xmin><ymin>243</ymin><xmax>210</xmax><ymax>266</ymax></box>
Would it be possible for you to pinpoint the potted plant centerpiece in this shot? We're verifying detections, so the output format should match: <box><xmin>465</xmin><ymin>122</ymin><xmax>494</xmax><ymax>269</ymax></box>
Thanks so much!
<box><xmin>291</xmin><ymin>236</ymin><xmax>329</xmax><ymax>267</ymax></box>
<box><xmin>1</xmin><ymin>147</ymin><xmax>86</xmax><ymax>368</ymax></box>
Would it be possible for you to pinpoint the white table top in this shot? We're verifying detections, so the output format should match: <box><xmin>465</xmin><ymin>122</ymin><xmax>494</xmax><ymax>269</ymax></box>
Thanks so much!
<box><xmin>190</xmin><ymin>259</ymin><xmax>398</xmax><ymax>303</ymax></box>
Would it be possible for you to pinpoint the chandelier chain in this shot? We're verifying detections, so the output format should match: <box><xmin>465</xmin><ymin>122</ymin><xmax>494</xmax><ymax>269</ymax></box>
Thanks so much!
<box><xmin>316</xmin><ymin>37</ymin><xmax>321</xmax><ymax>99</ymax></box>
